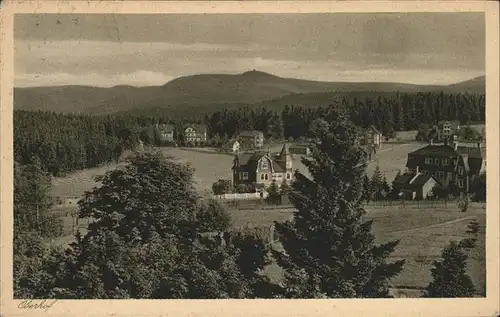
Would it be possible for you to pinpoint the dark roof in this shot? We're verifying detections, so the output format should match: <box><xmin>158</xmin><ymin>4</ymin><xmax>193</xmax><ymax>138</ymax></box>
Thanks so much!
<box><xmin>272</xmin><ymin>161</ymin><xmax>286</xmax><ymax>172</ymax></box>
<box><xmin>280</xmin><ymin>143</ymin><xmax>290</xmax><ymax>156</ymax></box>
<box><xmin>156</xmin><ymin>123</ymin><xmax>174</xmax><ymax>133</ymax></box>
<box><xmin>239</xmin><ymin>130</ymin><xmax>263</xmax><ymax>137</ymax></box>
<box><xmin>365</xmin><ymin>125</ymin><xmax>381</xmax><ymax>134</ymax></box>
<box><xmin>409</xmin><ymin>144</ymin><xmax>459</xmax><ymax>157</ymax></box>
<box><xmin>394</xmin><ymin>172</ymin><xmax>435</xmax><ymax>189</ymax></box>
<box><xmin>411</xmin><ymin>173</ymin><xmax>433</xmax><ymax>186</ymax></box>
<box><xmin>185</xmin><ymin>124</ymin><xmax>207</xmax><ymax>134</ymax></box>
<box><xmin>393</xmin><ymin>173</ymin><xmax>414</xmax><ymax>186</ymax></box>
<box><xmin>235</xmin><ymin>152</ymin><xmax>266</xmax><ymax>166</ymax></box>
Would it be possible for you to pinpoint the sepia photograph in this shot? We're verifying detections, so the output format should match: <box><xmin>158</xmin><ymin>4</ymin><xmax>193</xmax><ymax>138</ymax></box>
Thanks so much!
<box><xmin>1</xmin><ymin>1</ymin><xmax>499</xmax><ymax>317</ymax></box>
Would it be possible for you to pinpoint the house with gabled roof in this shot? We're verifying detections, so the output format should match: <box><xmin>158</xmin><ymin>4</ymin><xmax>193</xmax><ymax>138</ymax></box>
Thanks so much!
<box><xmin>184</xmin><ymin>124</ymin><xmax>207</xmax><ymax>144</ymax></box>
<box><xmin>437</xmin><ymin>121</ymin><xmax>460</xmax><ymax>141</ymax></box>
<box><xmin>237</xmin><ymin>130</ymin><xmax>264</xmax><ymax>150</ymax></box>
<box><xmin>232</xmin><ymin>143</ymin><xmax>293</xmax><ymax>189</ymax></box>
<box><xmin>393</xmin><ymin>172</ymin><xmax>438</xmax><ymax>200</ymax></box>
<box><xmin>155</xmin><ymin>123</ymin><xmax>175</xmax><ymax>142</ymax></box>
<box><xmin>403</xmin><ymin>136</ymin><xmax>485</xmax><ymax>195</ymax></box>
<box><xmin>363</xmin><ymin>125</ymin><xmax>382</xmax><ymax>149</ymax></box>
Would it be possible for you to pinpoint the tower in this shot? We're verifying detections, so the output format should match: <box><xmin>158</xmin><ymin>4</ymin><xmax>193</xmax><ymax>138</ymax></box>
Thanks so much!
<box><xmin>279</xmin><ymin>143</ymin><xmax>292</xmax><ymax>170</ymax></box>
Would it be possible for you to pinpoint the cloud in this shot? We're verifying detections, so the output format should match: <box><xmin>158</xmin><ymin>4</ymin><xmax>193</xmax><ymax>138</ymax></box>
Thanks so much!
<box><xmin>14</xmin><ymin>39</ymin><xmax>484</xmax><ymax>87</ymax></box>
<box><xmin>16</xmin><ymin>70</ymin><xmax>174</xmax><ymax>87</ymax></box>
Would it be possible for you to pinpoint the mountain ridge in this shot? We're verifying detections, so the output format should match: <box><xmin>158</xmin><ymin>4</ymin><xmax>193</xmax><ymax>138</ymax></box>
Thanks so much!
<box><xmin>14</xmin><ymin>71</ymin><xmax>485</xmax><ymax>115</ymax></box>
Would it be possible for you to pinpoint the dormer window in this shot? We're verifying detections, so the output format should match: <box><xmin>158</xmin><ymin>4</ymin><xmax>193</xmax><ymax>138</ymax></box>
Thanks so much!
<box><xmin>261</xmin><ymin>160</ymin><xmax>269</xmax><ymax>169</ymax></box>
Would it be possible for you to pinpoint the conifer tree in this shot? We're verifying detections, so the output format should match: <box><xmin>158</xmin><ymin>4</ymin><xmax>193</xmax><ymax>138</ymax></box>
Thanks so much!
<box><xmin>371</xmin><ymin>166</ymin><xmax>384</xmax><ymax>201</ymax></box>
<box><xmin>424</xmin><ymin>240</ymin><xmax>475</xmax><ymax>297</ymax></box>
<box><xmin>266</xmin><ymin>180</ymin><xmax>281</xmax><ymax>205</ymax></box>
<box><xmin>361</xmin><ymin>174</ymin><xmax>372</xmax><ymax>203</ymax></box>
<box><xmin>273</xmin><ymin>108</ymin><xmax>404</xmax><ymax>298</ymax></box>
<box><xmin>381</xmin><ymin>176</ymin><xmax>391</xmax><ymax>200</ymax></box>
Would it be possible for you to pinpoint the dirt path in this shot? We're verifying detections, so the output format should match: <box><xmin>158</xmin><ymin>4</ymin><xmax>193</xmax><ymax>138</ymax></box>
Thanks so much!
<box><xmin>389</xmin><ymin>216</ymin><xmax>475</xmax><ymax>235</ymax></box>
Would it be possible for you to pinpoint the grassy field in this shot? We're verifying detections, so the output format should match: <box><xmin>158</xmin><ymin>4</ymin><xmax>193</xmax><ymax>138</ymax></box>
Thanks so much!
<box><xmin>52</xmin><ymin>141</ymin><xmax>426</xmax><ymax>199</ymax></box>
<box><xmin>260</xmin><ymin>205</ymin><xmax>486</xmax><ymax>297</ymax></box>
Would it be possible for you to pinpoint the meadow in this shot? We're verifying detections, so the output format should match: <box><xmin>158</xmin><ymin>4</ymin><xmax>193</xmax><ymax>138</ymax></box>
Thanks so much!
<box><xmin>259</xmin><ymin>204</ymin><xmax>486</xmax><ymax>297</ymax></box>
<box><xmin>51</xmin><ymin>140</ymin><xmax>426</xmax><ymax>199</ymax></box>
<box><xmin>50</xmin><ymin>202</ymin><xmax>486</xmax><ymax>298</ymax></box>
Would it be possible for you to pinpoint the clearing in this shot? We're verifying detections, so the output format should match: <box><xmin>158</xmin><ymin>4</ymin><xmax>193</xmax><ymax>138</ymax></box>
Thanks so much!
<box><xmin>52</xmin><ymin>141</ymin><xmax>425</xmax><ymax>199</ymax></box>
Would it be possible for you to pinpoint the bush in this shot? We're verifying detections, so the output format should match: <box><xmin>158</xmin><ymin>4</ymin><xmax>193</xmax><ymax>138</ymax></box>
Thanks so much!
<box><xmin>212</xmin><ymin>179</ymin><xmax>233</xmax><ymax>195</ymax></box>
<box><xmin>457</xmin><ymin>196</ymin><xmax>469</xmax><ymax>212</ymax></box>
<box><xmin>39</xmin><ymin>214</ymin><xmax>65</xmax><ymax>238</ymax></box>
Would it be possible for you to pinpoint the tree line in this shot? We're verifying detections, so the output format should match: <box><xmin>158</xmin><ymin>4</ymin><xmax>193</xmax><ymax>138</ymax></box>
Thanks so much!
<box><xmin>15</xmin><ymin>91</ymin><xmax>484</xmax><ymax>176</ymax></box>
<box><xmin>206</xmin><ymin>91</ymin><xmax>484</xmax><ymax>140</ymax></box>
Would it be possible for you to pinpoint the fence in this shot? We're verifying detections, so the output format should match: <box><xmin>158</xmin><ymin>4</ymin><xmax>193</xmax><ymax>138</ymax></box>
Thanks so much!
<box><xmin>364</xmin><ymin>199</ymin><xmax>486</xmax><ymax>210</ymax></box>
<box><xmin>214</xmin><ymin>192</ymin><xmax>268</xmax><ymax>200</ymax></box>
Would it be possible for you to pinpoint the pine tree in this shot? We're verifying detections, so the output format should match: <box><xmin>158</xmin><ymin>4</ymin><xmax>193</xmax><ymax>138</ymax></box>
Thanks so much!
<box><xmin>273</xmin><ymin>108</ymin><xmax>404</xmax><ymax>298</ymax></box>
<box><xmin>266</xmin><ymin>180</ymin><xmax>281</xmax><ymax>205</ymax></box>
<box><xmin>381</xmin><ymin>176</ymin><xmax>391</xmax><ymax>200</ymax></box>
<box><xmin>371</xmin><ymin>166</ymin><xmax>384</xmax><ymax>201</ymax></box>
<box><xmin>361</xmin><ymin>174</ymin><xmax>373</xmax><ymax>203</ymax></box>
<box><xmin>281</xmin><ymin>179</ymin><xmax>291</xmax><ymax>194</ymax></box>
<box><xmin>424</xmin><ymin>240</ymin><xmax>476</xmax><ymax>297</ymax></box>
<box><xmin>390</xmin><ymin>170</ymin><xmax>402</xmax><ymax>200</ymax></box>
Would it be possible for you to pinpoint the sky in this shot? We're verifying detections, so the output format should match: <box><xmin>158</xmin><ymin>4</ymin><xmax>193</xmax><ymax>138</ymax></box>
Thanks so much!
<box><xmin>14</xmin><ymin>13</ymin><xmax>485</xmax><ymax>87</ymax></box>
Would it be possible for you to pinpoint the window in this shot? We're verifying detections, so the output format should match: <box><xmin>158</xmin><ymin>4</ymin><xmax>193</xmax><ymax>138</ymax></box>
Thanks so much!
<box><xmin>458</xmin><ymin>166</ymin><xmax>464</xmax><ymax>175</ymax></box>
<box><xmin>437</xmin><ymin>171</ymin><xmax>444</xmax><ymax>179</ymax></box>
<box><xmin>242</xmin><ymin>172</ymin><xmax>248</xmax><ymax>180</ymax></box>
<box><xmin>443</xmin><ymin>158</ymin><xmax>449</xmax><ymax>165</ymax></box>
<box><xmin>264</xmin><ymin>174</ymin><xmax>269</xmax><ymax>180</ymax></box>
<box><xmin>286</xmin><ymin>173</ymin><xmax>291</xmax><ymax>180</ymax></box>
<box><xmin>458</xmin><ymin>179</ymin><xmax>464</xmax><ymax>188</ymax></box>
<box><xmin>434</xmin><ymin>158</ymin><xmax>440</xmax><ymax>165</ymax></box>
<box><xmin>261</xmin><ymin>174</ymin><xmax>265</xmax><ymax>181</ymax></box>
<box><xmin>425</xmin><ymin>157</ymin><xmax>432</xmax><ymax>164</ymax></box>
<box><xmin>447</xmin><ymin>172</ymin><xmax>452</xmax><ymax>180</ymax></box>
<box><xmin>261</xmin><ymin>160</ymin><xmax>269</xmax><ymax>169</ymax></box>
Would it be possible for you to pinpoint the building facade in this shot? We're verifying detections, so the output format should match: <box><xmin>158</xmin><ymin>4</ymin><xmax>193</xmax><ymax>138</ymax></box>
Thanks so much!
<box><xmin>437</xmin><ymin>121</ymin><xmax>460</xmax><ymax>141</ymax></box>
<box><xmin>155</xmin><ymin>123</ymin><xmax>175</xmax><ymax>142</ymax></box>
<box><xmin>222</xmin><ymin>140</ymin><xmax>240</xmax><ymax>154</ymax></box>
<box><xmin>238</xmin><ymin>130</ymin><xmax>264</xmax><ymax>150</ymax></box>
<box><xmin>393</xmin><ymin>172</ymin><xmax>438</xmax><ymax>200</ymax></box>
<box><xmin>404</xmin><ymin>137</ymin><xmax>484</xmax><ymax>194</ymax></box>
<box><xmin>184</xmin><ymin>124</ymin><xmax>207</xmax><ymax>144</ymax></box>
<box><xmin>363</xmin><ymin>126</ymin><xmax>382</xmax><ymax>149</ymax></box>
<box><xmin>232</xmin><ymin>143</ymin><xmax>293</xmax><ymax>189</ymax></box>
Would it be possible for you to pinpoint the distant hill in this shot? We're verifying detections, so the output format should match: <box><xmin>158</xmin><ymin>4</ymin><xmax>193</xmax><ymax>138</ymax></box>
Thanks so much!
<box><xmin>14</xmin><ymin>71</ymin><xmax>485</xmax><ymax>115</ymax></box>
<box><xmin>442</xmin><ymin>76</ymin><xmax>485</xmax><ymax>94</ymax></box>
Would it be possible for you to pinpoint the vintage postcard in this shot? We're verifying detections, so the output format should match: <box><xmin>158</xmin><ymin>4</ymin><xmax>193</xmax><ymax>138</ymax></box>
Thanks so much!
<box><xmin>1</xmin><ymin>1</ymin><xmax>499</xmax><ymax>317</ymax></box>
